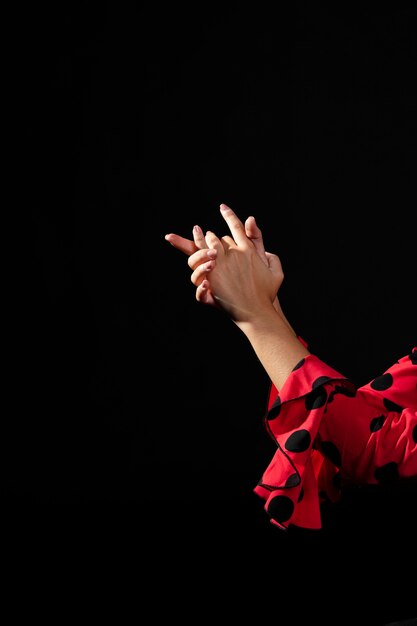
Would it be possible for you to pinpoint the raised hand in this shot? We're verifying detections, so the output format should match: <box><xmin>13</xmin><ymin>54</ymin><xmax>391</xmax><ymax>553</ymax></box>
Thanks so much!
<box><xmin>192</xmin><ymin>205</ymin><xmax>284</xmax><ymax>323</ymax></box>
<box><xmin>165</xmin><ymin>204</ymin><xmax>283</xmax><ymax>308</ymax></box>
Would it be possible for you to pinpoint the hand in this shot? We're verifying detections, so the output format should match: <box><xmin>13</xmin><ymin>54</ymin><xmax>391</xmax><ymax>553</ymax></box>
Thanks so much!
<box><xmin>192</xmin><ymin>205</ymin><xmax>284</xmax><ymax>324</ymax></box>
<box><xmin>165</xmin><ymin>204</ymin><xmax>282</xmax><ymax>307</ymax></box>
<box><xmin>165</xmin><ymin>223</ymin><xmax>218</xmax><ymax>306</ymax></box>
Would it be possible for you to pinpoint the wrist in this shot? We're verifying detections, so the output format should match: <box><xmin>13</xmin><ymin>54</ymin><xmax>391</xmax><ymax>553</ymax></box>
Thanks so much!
<box><xmin>237</xmin><ymin>306</ymin><xmax>291</xmax><ymax>339</ymax></box>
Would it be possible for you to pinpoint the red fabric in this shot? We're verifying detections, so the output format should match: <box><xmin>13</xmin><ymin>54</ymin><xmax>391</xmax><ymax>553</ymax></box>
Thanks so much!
<box><xmin>254</xmin><ymin>346</ymin><xmax>417</xmax><ymax>530</ymax></box>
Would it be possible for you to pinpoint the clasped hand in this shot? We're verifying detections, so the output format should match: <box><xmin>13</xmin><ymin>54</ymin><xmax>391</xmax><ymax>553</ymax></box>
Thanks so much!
<box><xmin>165</xmin><ymin>204</ymin><xmax>284</xmax><ymax>325</ymax></box>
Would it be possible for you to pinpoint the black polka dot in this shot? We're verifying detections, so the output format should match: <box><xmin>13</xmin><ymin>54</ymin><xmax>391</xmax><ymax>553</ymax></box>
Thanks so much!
<box><xmin>267</xmin><ymin>397</ymin><xmax>281</xmax><ymax>419</ymax></box>
<box><xmin>312</xmin><ymin>376</ymin><xmax>333</xmax><ymax>388</ymax></box>
<box><xmin>370</xmin><ymin>415</ymin><xmax>386</xmax><ymax>432</ymax></box>
<box><xmin>328</xmin><ymin>385</ymin><xmax>356</xmax><ymax>402</ymax></box>
<box><xmin>327</xmin><ymin>391</ymin><xmax>335</xmax><ymax>404</ymax></box>
<box><xmin>292</xmin><ymin>358</ymin><xmax>305</xmax><ymax>371</ymax></box>
<box><xmin>370</xmin><ymin>373</ymin><xmax>394</xmax><ymax>391</ymax></box>
<box><xmin>285</xmin><ymin>473</ymin><xmax>299</xmax><ymax>488</ymax></box>
<box><xmin>326</xmin><ymin>383</ymin><xmax>356</xmax><ymax>408</ymax></box>
<box><xmin>267</xmin><ymin>494</ymin><xmax>294</xmax><ymax>523</ymax></box>
<box><xmin>328</xmin><ymin>384</ymin><xmax>356</xmax><ymax>405</ymax></box>
<box><xmin>285</xmin><ymin>429</ymin><xmax>311</xmax><ymax>452</ymax></box>
<box><xmin>374</xmin><ymin>462</ymin><xmax>399</xmax><ymax>484</ymax></box>
<box><xmin>383</xmin><ymin>398</ymin><xmax>403</xmax><ymax>413</ymax></box>
<box><xmin>412</xmin><ymin>425</ymin><xmax>417</xmax><ymax>443</ymax></box>
<box><xmin>409</xmin><ymin>350</ymin><xmax>417</xmax><ymax>365</ymax></box>
<box><xmin>334</xmin><ymin>384</ymin><xmax>356</xmax><ymax>398</ymax></box>
<box><xmin>305</xmin><ymin>386</ymin><xmax>328</xmax><ymax>409</ymax></box>
<box><xmin>321</xmin><ymin>441</ymin><xmax>341</xmax><ymax>467</ymax></box>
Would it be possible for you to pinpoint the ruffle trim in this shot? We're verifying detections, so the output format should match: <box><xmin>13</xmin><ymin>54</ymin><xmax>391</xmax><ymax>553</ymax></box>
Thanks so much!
<box><xmin>254</xmin><ymin>354</ymin><xmax>356</xmax><ymax>530</ymax></box>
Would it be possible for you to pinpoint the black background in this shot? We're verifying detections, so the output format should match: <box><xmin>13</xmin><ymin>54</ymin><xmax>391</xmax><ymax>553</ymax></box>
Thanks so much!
<box><xmin>6</xmin><ymin>2</ymin><xmax>417</xmax><ymax>623</ymax></box>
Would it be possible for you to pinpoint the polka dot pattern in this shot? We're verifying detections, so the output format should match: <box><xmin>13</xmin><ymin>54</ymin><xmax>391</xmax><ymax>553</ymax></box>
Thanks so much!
<box><xmin>371</xmin><ymin>373</ymin><xmax>394</xmax><ymax>391</ymax></box>
<box><xmin>292</xmin><ymin>358</ymin><xmax>305</xmax><ymax>371</ymax></box>
<box><xmin>383</xmin><ymin>398</ymin><xmax>403</xmax><ymax>413</ymax></box>
<box><xmin>285</xmin><ymin>429</ymin><xmax>311</xmax><ymax>453</ymax></box>
<box><xmin>370</xmin><ymin>415</ymin><xmax>386</xmax><ymax>432</ymax></box>
<box><xmin>305</xmin><ymin>386</ymin><xmax>328</xmax><ymax>410</ymax></box>
<box><xmin>267</xmin><ymin>397</ymin><xmax>281</xmax><ymax>420</ymax></box>
<box><xmin>255</xmin><ymin>346</ymin><xmax>417</xmax><ymax>531</ymax></box>
<box><xmin>321</xmin><ymin>440</ymin><xmax>341</xmax><ymax>468</ymax></box>
<box><xmin>285</xmin><ymin>473</ymin><xmax>300</xmax><ymax>488</ymax></box>
<box><xmin>374</xmin><ymin>462</ymin><xmax>399</xmax><ymax>484</ymax></box>
<box><xmin>267</xmin><ymin>494</ymin><xmax>294</xmax><ymax>524</ymax></box>
<box><xmin>328</xmin><ymin>385</ymin><xmax>357</xmax><ymax>404</ymax></box>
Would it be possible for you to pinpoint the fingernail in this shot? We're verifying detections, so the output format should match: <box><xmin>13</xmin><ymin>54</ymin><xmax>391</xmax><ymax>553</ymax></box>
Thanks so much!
<box><xmin>207</xmin><ymin>249</ymin><xmax>217</xmax><ymax>258</ymax></box>
<box><xmin>193</xmin><ymin>225</ymin><xmax>202</xmax><ymax>233</ymax></box>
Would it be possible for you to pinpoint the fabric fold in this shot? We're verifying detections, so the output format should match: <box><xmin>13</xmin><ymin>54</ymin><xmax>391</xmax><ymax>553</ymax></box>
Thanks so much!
<box><xmin>254</xmin><ymin>346</ymin><xmax>417</xmax><ymax>530</ymax></box>
<box><xmin>254</xmin><ymin>354</ymin><xmax>356</xmax><ymax>530</ymax></box>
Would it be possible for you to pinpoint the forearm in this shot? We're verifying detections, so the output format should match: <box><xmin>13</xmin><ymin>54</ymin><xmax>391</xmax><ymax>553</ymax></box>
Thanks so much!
<box><xmin>238</xmin><ymin>307</ymin><xmax>310</xmax><ymax>392</ymax></box>
<box><xmin>272</xmin><ymin>297</ymin><xmax>297</xmax><ymax>335</ymax></box>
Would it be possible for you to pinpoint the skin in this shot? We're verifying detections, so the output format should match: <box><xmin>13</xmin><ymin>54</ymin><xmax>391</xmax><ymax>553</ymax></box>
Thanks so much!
<box><xmin>165</xmin><ymin>203</ymin><xmax>309</xmax><ymax>391</ymax></box>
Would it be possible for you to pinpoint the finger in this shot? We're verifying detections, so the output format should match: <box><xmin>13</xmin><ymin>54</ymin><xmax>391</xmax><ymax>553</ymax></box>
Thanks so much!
<box><xmin>205</xmin><ymin>230</ymin><xmax>225</xmax><ymax>253</ymax></box>
<box><xmin>219</xmin><ymin>204</ymin><xmax>251</xmax><ymax>247</ymax></box>
<box><xmin>265</xmin><ymin>252</ymin><xmax>284</xmax><ymax>278</ymax></box>
<box><xmin>192</xmin><ymin>224</ymin><xmax>207</xmax><ymax>250</ymax></box>
<box><xmin>245</xmin><ymin>215</ymin><xmax>263</xmax><ymax>245</ymax></box>
<box><xmin>245</xmin><ymin>215</ymin><xmax>268</xmax><ymax>265</ymax></box>
<box><xmin>188</xmin><ymin>247</ymin><xmax>217</xmax><ymax>271</ymax></box>
<box><xmin>219</xmin><ymin>235</ymin><xmax>237</xmax><ymax>251</ymax></box>
<box><xmin>190</xmin><ymin>260</ymin><xmax>215</xmax><ymax>286</ymax></box>
<box><xmin>196</xmin><ymin>279</ymin><xmax>213</xmax><ymax>305</ymax></box>
<box><xmin>165</xmin><ymin>233</ymin><xmax>198</xmax><ymax>256</ymax></box>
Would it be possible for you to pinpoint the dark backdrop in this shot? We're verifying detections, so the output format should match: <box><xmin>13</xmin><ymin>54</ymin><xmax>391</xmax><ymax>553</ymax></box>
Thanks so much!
<box><xmin>6</xmin><ymin>2</ymin><xmax>416</xmax><ymax>623</ymax></box>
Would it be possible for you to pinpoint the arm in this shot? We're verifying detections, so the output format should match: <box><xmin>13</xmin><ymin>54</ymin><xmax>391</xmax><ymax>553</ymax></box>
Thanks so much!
<box><xmin>238</xmin><ymin>309</ymin><xmax>309</xmax><ymax>393</ymax></box>
<box><xmin>189</xmin><ymin>205</ymin><xmax>309</xmax><ymax>391</ymax></box>
<box><xmin>165</xmin><ymin>204</ymin><xmax>295</xmax><ymax>331</ymax></box>
<box><xmin>165</xmin><ymin>204</ymin><xmax>309</xmax><ymax>390</ymax></box>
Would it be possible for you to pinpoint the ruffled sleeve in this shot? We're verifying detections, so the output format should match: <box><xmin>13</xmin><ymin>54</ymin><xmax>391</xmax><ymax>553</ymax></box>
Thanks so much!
<box><xmin>254</xmin><ymin>353</ymin><xmax>356</xmax><ymax>530</ymax></box>
<box><xmin>254</xmin><ymin>346</ymin><xmax>417</xmax><ymax>531</ymax></box>
<box><xmin>341</xmin><ymin>347</ymin><xmax>417</xmax><ymax>484</ymax></box>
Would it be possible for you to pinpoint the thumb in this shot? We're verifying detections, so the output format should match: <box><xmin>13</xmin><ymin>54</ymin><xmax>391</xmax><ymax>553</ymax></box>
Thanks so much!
<box><xmin>265</xmin><ymin>251</ymin><xmax>284</xmax><ymax>278</ymax></box>
<box><xmin>245</xmin><ymin>216</ymin><xmax>268</xmax><ymax>266</ymax></box>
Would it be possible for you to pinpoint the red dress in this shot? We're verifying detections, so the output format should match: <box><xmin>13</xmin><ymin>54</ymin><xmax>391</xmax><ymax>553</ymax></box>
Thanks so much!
<box><xmin>254</xmin><ymin>345</ymin><xmax>417</xmax><ymax>530</ymax></box>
